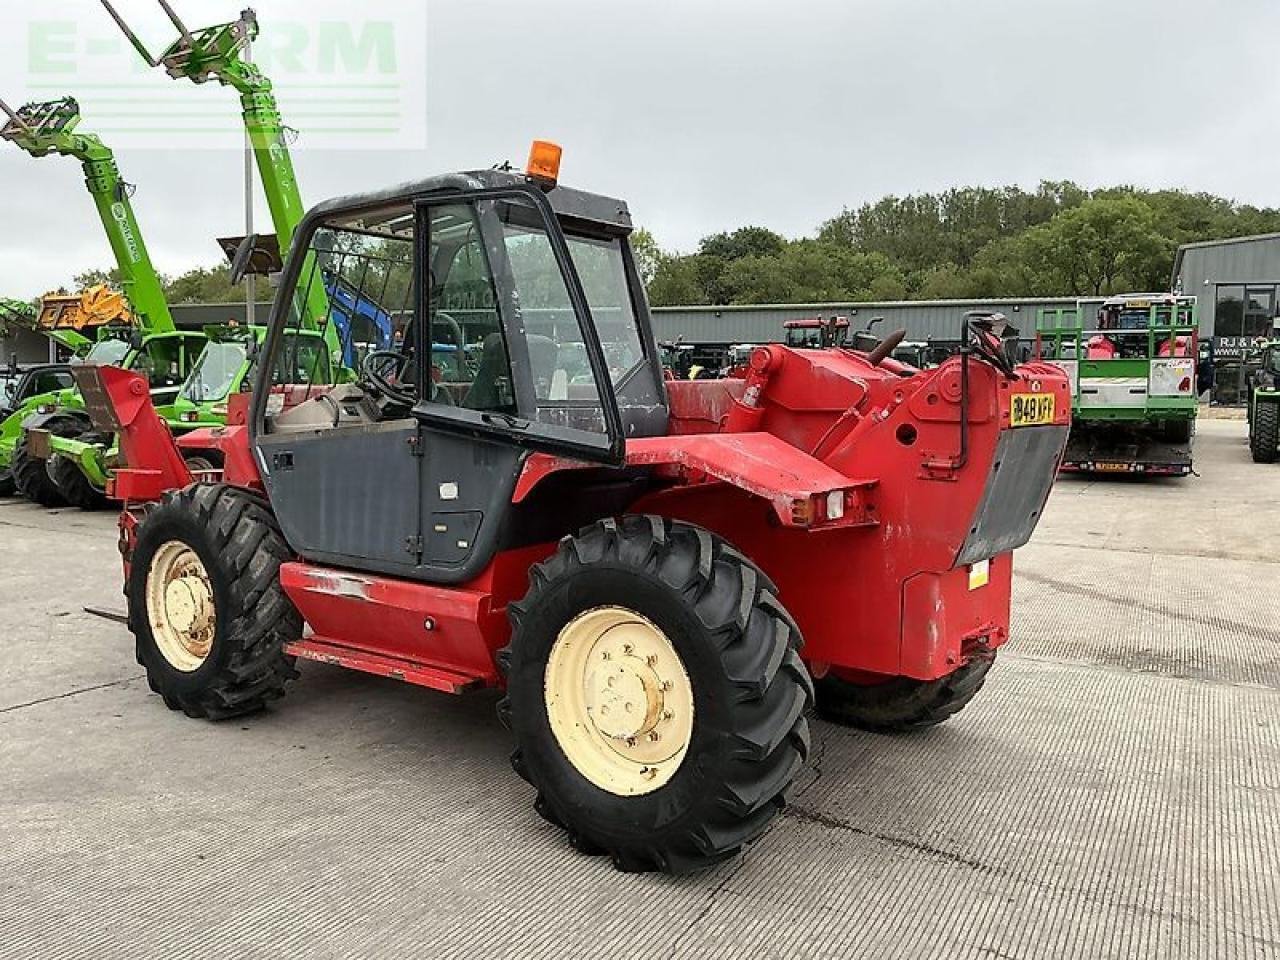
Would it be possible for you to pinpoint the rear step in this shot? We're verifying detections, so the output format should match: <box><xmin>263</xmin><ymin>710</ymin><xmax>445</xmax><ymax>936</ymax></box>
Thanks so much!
<box><xmin>284</xmin><ymin>638</ymin><xmax>486</xmax><ymax>694</ymax></box>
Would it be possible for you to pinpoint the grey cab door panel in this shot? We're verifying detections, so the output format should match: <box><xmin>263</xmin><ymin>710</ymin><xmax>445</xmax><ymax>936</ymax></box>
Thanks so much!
<box><xmin>416</xmin><ymin>427</ymin><xmax>525</xmax><ymax>578</ymax></box>
<box><xmin>258</xmin><ymin>421</ymin><xmax>422</xmax><ymax>574</ymax></box>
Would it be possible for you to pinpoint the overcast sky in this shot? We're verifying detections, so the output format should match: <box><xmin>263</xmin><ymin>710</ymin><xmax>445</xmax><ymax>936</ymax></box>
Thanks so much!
<box><xmin>1</xmin><ymin>0</ymin><xmax>1278</xmax><ymax>299</ymax></box>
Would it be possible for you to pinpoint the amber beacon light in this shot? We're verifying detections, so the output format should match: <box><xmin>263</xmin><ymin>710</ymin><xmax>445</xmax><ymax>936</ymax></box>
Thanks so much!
<box><xmin>526</xmin><ymin>140</ymin><xmax>563</xmax><ymax>185</ymax></box>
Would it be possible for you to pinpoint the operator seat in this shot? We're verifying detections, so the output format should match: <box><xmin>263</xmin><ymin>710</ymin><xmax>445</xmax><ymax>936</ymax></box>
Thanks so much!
<box><xmin>464</xmin><ymin>333</ymin><xmax>514</xmax><ymax>411</ymax></box>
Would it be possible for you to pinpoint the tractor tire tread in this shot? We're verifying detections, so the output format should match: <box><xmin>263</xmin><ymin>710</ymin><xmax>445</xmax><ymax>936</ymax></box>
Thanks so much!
<box><xmin>815</xmin><ymin>648</ymin><xmax>995</xmax><ymax>733</ymax></box>
<box><xmin>1251</xmin><ymin>400</ymin><xmax>1279</xmax><ymax>463</ymax></box>
<box><xmin>497</xmin><ymin>514</ymin><xmax>811</xmax><ymax>874</ymax></box>
<box><xmin>129</xmin><ymin>484</ymin><xmax>301</xmax><ymax>721</ymax></box>
<box><xmin>12</xmin><ymin>412</ymin><xmax>89</xmax><ymax>508</ymax></box>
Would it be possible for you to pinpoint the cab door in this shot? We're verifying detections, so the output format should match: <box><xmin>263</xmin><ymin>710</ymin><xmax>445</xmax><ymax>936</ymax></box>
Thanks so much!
<box><xmin>407</xmin><ymin>189</ymin><xmax>626</xmax><ymax>581</ymax></box>
<box><xmin>252</xmin><ymin>184</ymin><xmax>625</xmax><ymax>583</ymax></box>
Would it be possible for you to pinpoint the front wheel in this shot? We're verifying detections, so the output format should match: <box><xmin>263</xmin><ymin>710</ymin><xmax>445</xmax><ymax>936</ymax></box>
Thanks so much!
<box><xmin>815</xmin><ymin>649</ymin><xmax>995</xmax><ymax>733</ymax></box>
<box><xmin>48</xmin><ymin>432</ymin><xmax>112</xmax><ymax>511</ymax></box>
<box><xmin>499</xmin><ymin>516</ymin><xmax>812</xmax><ymax>874</ymax></box>
<box><xmin>127</xmin><ymin>484</ymin><xmax>302</xmax><ymax>720</ymax></box>
<box><xmin>1251</xmin><ymin>400</ymin><xmax>1279</xmax><ymax>463</ymax></box>
<box><xmin>12</xmin><ymin>414</ymin><xmax>86</xmax><ymax>507</ymax></box>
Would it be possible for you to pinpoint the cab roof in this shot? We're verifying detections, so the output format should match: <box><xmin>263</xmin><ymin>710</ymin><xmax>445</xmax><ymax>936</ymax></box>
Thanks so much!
<box><xmin>305</xmin><ymin>169</ymin><xmax>634</xmax><ymax>237</ymax></box>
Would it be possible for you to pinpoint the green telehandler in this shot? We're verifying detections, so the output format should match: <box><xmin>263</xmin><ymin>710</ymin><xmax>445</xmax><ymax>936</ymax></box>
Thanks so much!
<box><xmin>0</xmin><ymin>286</ymin><xmax>139</xmax><ymax>496</ymax></box>
<box><xmin>0</xmin><ymin>96</ymin><xmax>208</xmax><ymax>507</ymax></box>
<box><xmin>1248</xmin><ymin>324</ymin><xmax>1280</xmax><ymax>463</ymax></box>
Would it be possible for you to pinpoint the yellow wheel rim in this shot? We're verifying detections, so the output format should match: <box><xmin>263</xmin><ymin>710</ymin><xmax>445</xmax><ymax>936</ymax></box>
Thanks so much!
<box><xmin>145</xmin><ymin>541</ymin><xmax>216</xmax><ymax>673</ymax></box>
<box><xmin>544</xmin><ymin>606</ymin><xmax>695</xmax><ymax>796</ymax></box>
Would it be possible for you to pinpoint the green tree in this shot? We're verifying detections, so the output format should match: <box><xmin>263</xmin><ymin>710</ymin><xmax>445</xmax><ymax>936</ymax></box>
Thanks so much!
<box><xmin>1029</xmin><ymin>196</ymin><xmax>1171</xmax><ymax>295</ymax></box>
<box><xmin>699</xmin><ymin>226</ymin><xmax>786</xmax><ymax>262</ymax></box>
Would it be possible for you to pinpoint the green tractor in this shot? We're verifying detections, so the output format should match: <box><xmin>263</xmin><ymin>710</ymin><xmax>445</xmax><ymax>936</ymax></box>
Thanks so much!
<box><xmin>0</xmin><ymin>96</ymin><xmax>208</xmax><ymax>508</ymax></box>
<box><xmin>1248</xmin><ymin>327</ymin><xmax>1280</xmax><ymax>463</ymax></box>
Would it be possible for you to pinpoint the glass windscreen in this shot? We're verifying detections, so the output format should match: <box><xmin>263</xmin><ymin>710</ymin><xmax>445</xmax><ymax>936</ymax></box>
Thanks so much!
<box><xmin>1266</xmin><ymin>347</ymin><xmax>1280</xmax><ymax>377</ymax></box>
<box><xmin>81</xmin><ymin>338</ymin><xmax>131</xmax><ymax>367</ymax></box>
<box><xmin>496</xmin><ymin>197</ymin><xmax>607</xmax><ymax>433</ymax></box>
<box><xmin>564</xmin><ymin>235</ymin><xmax>644</xmax><ymax>385</ymax></box>
<box><xmin>182</xmin><ymin>340</ymin><xmax>248</xmax><ymax>403</ymax></box>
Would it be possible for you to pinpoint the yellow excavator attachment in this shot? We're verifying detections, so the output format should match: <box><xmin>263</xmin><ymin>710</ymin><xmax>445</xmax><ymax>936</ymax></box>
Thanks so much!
<box><xmin>37</xmin><ymin>285</ymin><xmax>134</xmax><ymax>331</ymax></box>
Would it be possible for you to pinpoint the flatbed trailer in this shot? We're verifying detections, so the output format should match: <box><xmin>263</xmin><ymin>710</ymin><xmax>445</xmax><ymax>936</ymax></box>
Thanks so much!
<box><xmin>1038</xmin><ymin>293</ymin><xmax>1199</xmax><ymax>477</ymax></box>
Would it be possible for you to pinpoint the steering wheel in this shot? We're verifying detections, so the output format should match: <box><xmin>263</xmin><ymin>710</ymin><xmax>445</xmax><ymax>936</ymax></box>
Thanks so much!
<box><xmin>361</xmin><ymin>350</ymin><xmax>416</xmax><ymax>406</ymax></box>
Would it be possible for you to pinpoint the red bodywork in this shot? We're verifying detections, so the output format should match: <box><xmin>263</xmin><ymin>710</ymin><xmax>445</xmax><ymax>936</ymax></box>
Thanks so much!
<box><xmin>99</xmin><ymin>344</ymin><xmax>1070</xmax><ymax>695</ymax></box>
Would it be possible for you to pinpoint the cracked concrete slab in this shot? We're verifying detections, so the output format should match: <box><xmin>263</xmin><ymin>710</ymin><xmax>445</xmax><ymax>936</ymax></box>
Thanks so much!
<box><xmin>0</xmin><ymin>418</ymin><xmax>1276</xmax><ymax>959</ymax></box>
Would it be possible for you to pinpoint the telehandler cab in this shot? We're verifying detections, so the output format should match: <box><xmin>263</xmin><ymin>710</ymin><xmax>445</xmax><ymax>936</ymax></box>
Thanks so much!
<box><xmin>82</xmin><ymin>149</ymin><xmax>1070</xmax><ymax>873</ymax></box>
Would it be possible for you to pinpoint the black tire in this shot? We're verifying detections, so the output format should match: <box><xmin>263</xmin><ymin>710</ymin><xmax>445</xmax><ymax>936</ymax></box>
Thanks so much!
<box><xmin>12</xmin><ymin>413</ymin><xmax>87</xmax><ymax>507</ymax></box>
<box><xmin>815</xmin><ymin>648</ymin><xmax>995</xmax><ymax>733</ymax></box>
<box><xmin>1161</xmin><ymin>418</ymin><xmax>1194</xmax><ymax>445</ymax></box>
<box><xmin>1251</xmin><ymin>400</ymin><xmax>1279</xmax><ymax>464</ymax></box>
<box><xmin>0</xmin><ymin>469</ymin><xmax>14</xmax><ymax>497</ymax></box>
<box><xmin>498</xmin><ymin>515</ymin><xmax>813</xmax><ymax>874</ymax></box>
<box><xmin>127</xmin><ymin>484</ymin><xmax>302</xmax><ymax>720</ymax></box>
<box><xmin>182</xmin><ymin>450</ymin><xmax>224</xmax><ymax>473</ymax></box>
<box><xmin>47</xmin><ymin>430</ymin><xmax>112</xmax><ymax>511</ymax></box>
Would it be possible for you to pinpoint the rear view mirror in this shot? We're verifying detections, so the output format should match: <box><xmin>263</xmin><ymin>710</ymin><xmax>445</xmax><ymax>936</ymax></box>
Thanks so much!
<box><xmin>229</xmin><ymin>233</ymin><xmax>260</xmax><ymax>286</ymax></box>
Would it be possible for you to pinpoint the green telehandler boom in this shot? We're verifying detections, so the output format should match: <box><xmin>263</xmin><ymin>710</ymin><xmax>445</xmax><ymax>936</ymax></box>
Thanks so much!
<box><xmin>101</xmin><ymin>1</ymin><xmax>395</xmax><ymax>366</ymax></box>
<box><xmin>0</xmin><ymin>96</ymin><xmax>207</xmax><ymax>508</ymax></box>
<box><xmin>0</xmin><ymin>298</ymin><xmax>37</xmax><ymax>337</ymax></box>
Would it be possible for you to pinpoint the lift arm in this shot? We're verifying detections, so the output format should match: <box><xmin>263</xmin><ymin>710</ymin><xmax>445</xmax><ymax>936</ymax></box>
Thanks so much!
<box><xmin>101</xmin><ymin>3</ymin><xmax>334</xmax><ymax>350</ymax></box>
<box><xmin>0</xmin><ymin>298</ymin><xmax>36</xmax><ymax>338</ymax></box>
<box><xmin>0</xmin><ymin>98</ymin><xmax>176</xmax><ymax>338</ymax></box>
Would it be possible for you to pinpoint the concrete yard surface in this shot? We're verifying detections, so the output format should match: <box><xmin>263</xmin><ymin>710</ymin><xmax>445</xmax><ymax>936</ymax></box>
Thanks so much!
<box><xmin>1</xmin><ymin>419</ymin><xmax>1277</xmax><ymax>959</ymax></box>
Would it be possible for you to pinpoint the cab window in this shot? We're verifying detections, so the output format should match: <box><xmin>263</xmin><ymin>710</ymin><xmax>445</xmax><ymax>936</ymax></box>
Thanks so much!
<box><xmin>426</xmin><ymin>203</ymin><xmax>514</xmax><ymax>412</ymax></box>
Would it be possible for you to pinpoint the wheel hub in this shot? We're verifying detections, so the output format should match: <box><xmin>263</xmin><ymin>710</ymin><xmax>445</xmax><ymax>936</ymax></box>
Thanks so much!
<box><xmin>544</xmin><ymin>607</ymin><xmax>694</xmax><ymax>796</ymax></box>
<box><xmin>145</xmin><ymin>541</ymin><xmax>216</xmax><ymax>673</ymax></box>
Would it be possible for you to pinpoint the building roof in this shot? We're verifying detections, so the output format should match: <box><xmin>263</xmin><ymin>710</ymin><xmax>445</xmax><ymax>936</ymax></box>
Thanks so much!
<box><xmin>1171</xmin><ymin>233</ymin><xmax>1280</xmax><ymax>288</ymax></box>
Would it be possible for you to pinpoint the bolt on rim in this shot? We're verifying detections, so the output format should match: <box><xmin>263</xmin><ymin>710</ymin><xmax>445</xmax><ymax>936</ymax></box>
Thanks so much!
<box><xmin>145</xmin><ymin>540</ymin><xmax>216</xmax><ymax>673</ymax></box>
<box><xmin>544</xmin><ymin>606</ymin><xmax>695</xmax><ymax>796</ymax></box>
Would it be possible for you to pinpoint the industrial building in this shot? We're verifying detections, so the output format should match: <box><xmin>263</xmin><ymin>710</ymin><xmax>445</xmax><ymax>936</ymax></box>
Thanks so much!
<box><xmin>1171</xmin><ymin>233</ymin><xmax>1280</xmax><ymax>404</ymax></box>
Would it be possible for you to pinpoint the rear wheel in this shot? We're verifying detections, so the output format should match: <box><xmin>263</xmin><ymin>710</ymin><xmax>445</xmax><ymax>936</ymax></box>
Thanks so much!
<box><xmin>12</xmin><ymin>414</ymin><xmax>86</xmax><ymax>507</ymax></box>
<box><xmin>1251</xmin><ymin>399</ymin><xmax>1279</xmax><ymax>463</ymax></box>
<box><xmin>499</xmin><ymin>516</ymin><xmax>812</xmax><ymax>874</ymax></box>
<box><xmin>815</xmin><ymin>649</ymin><xmax>995</xmax><ymax>733</ymax></box>
<box><xmin>127</xmin><ymin>484</ymin><xmax>302</xmax><ymax>720</ymax></box>
<box><xmin>1161</xmin><ymin>418</ymin><xmax>1194</xmax><ymax>445</ymax></box>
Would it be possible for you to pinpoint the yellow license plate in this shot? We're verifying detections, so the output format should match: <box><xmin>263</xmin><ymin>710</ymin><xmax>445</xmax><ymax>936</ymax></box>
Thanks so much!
<box><xmin>1095</xmin><ymin>462</ymin><xmax>1131</xmax><ymax>473</ymax></box>
<box><xmin>1009</xmin><ymin>393</ymin><xmax>1056</xmax><ymax>427</ymax></box>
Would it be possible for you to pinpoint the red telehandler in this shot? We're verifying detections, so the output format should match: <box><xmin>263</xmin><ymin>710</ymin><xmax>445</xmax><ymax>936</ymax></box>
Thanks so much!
<box><xmin>78</xmin><ymin>145</ymin><xmax>1070</xmax><ymax>873</ymax></box>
